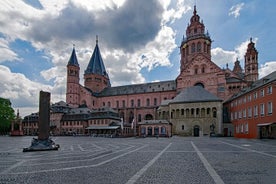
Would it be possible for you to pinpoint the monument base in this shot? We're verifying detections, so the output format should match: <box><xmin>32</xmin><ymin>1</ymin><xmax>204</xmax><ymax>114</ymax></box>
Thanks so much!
<box><xmin>23</xmin><ymin>138</ymin><xmax>60</xmax><ymax>152</ymax></box>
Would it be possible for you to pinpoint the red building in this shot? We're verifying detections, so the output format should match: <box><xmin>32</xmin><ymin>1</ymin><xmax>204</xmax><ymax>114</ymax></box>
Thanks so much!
<box><xmin>224</xmin><ymin>72</ymin><xmax>276</xmax><ymax>138</ymax></box>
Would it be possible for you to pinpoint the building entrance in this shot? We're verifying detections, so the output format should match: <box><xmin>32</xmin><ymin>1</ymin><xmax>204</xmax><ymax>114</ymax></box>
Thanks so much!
<box><xmin>194</xmin><ymin>125</ymin><xmax>200</xmax><ymax>137</ymax></box>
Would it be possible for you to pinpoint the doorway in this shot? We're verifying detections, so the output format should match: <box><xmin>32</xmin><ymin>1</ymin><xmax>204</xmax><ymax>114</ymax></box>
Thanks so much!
<box><xmin>194</xmin><ymin>125</ymin><xmax>200</xmax><ymax>137</ymax></box>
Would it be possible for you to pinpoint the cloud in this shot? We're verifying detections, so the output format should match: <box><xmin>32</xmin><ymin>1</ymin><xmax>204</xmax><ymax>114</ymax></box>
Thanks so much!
<box><xmin>0</xmin><ymin>0</ymin><xmax>192</xmax><ymax>115</ymax></box>
<box><xmin>229</xmin><ymin>3</ymin><xmax>245</xmax><ymax>18</ymax></box>
<box><xmin>259</xmin><ymin>61</ymin><xmax>276</xmax><ymax>78</ymax></box>
<box><xmin>211</xmin><ymin>38</ymin><xmax>258</xmax><ymax>69</ymax></box>
<box><xmin>0</xmin><ymin>65</ymin><xmax>52</xmax><ymax>114</ymax></box>
<box><xmin>0</xmin><ymin>37</ymin><xmax>20</xmax><ymax>62</ymax></box>
<box><xmin>211</xmin><ymin>47</ymin><xmax>236</xmax><ymax>68</ymax></box>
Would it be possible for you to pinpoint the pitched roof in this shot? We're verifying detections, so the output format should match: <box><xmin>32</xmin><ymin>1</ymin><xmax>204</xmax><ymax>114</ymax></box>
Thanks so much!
<box><xmin>171</xmin><ymin>86</ymin><xmax>222</xmax><ymax>103</ymax></box>
<box><xmin>96</xmin><ymin>80</ymin><xmax>176</xmax><ymax>97</ymax></box>
<box><xmin>67</xmin><ymin>47</ymin><xmax>79</xmax><ymax>67</ymax></box>
<box><xmin>85</xmin><ymin>41</ymin><xmax>108</xmax><ymax>77</ymax></box>
<box><xmin>226</xmin><ymin>71</ymin><xmax>276</xmax><ymax>102</ymax></box>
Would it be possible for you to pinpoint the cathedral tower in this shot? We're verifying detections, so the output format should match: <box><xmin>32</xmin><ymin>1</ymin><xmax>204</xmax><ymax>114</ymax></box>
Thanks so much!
<box><xmin>244</xmin><ymin>38</ymin><xmax>258</xmax><ymax>83</ymax></box>
<box><xmin>180</xmin><ymin>6</ymin><xmax>212</xmax><ymax>72</ymax></box>
<box><xmin>84</xmin><ymin>37</ymin><xmax>110</xmax><ymax>93</ymax></box>
<box><xmin>66</xmin><ymin>46</ymin><xmax>80</xmax><ymax>107</ymax></box>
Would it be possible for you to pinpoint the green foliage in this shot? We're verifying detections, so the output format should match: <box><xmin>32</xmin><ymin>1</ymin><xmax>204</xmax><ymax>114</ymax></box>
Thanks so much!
<box><xmin>0</xmin><ymin>97</ymin><xmax>15</xmax><ymax>134</ymax></box>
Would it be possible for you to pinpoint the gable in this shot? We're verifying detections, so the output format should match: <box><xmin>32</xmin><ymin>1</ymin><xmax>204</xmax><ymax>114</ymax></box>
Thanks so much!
<box><xmin>180</xmin><ymin>54</ymin><xmax>223</xmax><ymax>77</ymax></box>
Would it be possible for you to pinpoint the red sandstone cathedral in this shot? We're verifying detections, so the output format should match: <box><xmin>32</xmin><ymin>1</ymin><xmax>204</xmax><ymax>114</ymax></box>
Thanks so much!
<box><xmin>66</xmin><ymin>6</ymin><xmax>258</xmax><ymax>135</ymax></box>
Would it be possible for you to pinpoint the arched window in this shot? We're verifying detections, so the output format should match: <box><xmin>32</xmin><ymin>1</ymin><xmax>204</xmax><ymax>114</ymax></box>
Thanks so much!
<box><xmin>137</xmin><ymin>99</ymin><xmax>141</xmax><ymax>107</ymax></box>
<box><xmin>154</xmin><ymin>98</ymin><xmax>157</xmax><ymax>106</ymax></box>
<box><xmin>191</xmin><ymin>43</ymin><xmax>196</xmax><ymax>53</ymax></box>
<box><xmin>138</xmin><ymin>114</ymin><xmax>142</xmax><ymax>122</ymax></box>
<box><xmin>146</xmin><ymin>98</ymin><xmax>150</xmax><ymax>106</ymax></box>
<box><xmin>212</xmin><ymin>108</ymin><xmax>217</xmax><ymax>118</ymax></box>
<box><xmin>145</xmin><ymin>114</ymin><xmax>153</xmax><ymax>120</ymax></box>
<box><xmin>197</xmin><ymin>42</ymin><xmax>201</xmax><ymax>52</ymax></box>
<box><xmin>194</xmin><ymin>82</ymin><xmax>204</xmax><ymax>88</ymax></box>
<box><xmin>131</xmin><ymin>99</ymin><xmax>134</xmax><ymax>107</ymax></box>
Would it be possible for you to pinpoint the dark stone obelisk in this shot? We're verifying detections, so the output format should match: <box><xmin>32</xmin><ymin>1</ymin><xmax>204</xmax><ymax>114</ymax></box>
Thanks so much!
<box><xmin>38</xmin><ymin>91</ymin><xmax>50</xmax><ymax>140</ymax></box>
<box><xmin>23</xmin><ymin>91</ymin><xmax>59</xmax><ymax>152</ymax></box>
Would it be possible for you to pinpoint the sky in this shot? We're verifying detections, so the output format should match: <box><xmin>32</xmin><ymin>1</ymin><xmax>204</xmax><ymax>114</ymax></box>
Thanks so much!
<box><xmin>0</xmin><ymin>0</ymin><xmax>276</xmax><ymax>117</ymax></box>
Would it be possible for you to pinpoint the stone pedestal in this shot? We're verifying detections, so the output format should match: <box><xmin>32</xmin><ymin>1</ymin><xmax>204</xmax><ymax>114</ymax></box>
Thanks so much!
<box><xmin>23</xmin><ymin>91</ymin><xmax>59</xmax><ymax>152</ymax></box>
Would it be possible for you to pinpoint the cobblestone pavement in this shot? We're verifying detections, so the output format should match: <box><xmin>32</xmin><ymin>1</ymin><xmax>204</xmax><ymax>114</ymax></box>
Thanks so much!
<box><xmin>0</xmin><ymin>136</ymin><xmax>275</xmax><ymax>184</ymax></box>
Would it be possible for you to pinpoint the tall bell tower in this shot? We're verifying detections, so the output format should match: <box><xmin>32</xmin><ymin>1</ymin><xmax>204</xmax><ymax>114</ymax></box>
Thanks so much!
<box><xmin>180</xmin><ymin>6</ymin><xmax>212</xmax><ymax>72</ymax></box>
<box><xmin>244</xmin><ymin>38</ymin><xmax>258</xmax><ymax>83</ymax></box>
<box><xmin>84</xmin><ymin>36</ymin><xmax>111</xmax><ymax>93</ymax></box>
<box><xmin>66</xmin><ymin>46</ymin><xmax>80</xmax><ymax>107</ymax></box>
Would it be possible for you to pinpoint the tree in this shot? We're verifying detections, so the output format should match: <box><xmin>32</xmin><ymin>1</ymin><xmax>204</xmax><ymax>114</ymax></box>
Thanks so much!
<box><xmin>0</xmin><ymin>97</ymin><xmax>15</xmax><ymax>134</ymax></box>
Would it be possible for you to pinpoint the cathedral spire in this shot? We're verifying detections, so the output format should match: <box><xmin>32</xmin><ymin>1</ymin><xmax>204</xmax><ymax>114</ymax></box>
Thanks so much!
<box><xmin>193</xmin><ymin>5</ymin><xmax>197</xmax><ymax>16</ymax></box>
<box><xmin>67</xmin><ymin>45</ymin><xmax>79</xmax><ymax>67</ymax></box>
<box><xmin>85</xmin><ymin>36</ymin><xmax>108</xmax><ymax>77</ymax></box>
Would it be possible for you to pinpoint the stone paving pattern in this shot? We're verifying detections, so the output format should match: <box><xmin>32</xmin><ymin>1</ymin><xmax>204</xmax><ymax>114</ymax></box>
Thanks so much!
<box><xmin>0</xmin><ymin>136</ymin><xmax>275</xmax><ymax>184</ymax></box>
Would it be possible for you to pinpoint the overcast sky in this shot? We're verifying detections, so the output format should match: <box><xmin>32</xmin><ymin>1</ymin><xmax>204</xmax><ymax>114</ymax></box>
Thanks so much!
<box><xmin>0</xmin><ymin>0</ymin><xmax>276</xmax><ymax>116</ymax></box>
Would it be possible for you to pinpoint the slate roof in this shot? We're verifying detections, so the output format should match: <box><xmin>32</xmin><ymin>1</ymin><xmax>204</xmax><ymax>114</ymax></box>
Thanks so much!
<box><xmin>96</xmin><ymin>80</ymin><xmax>176</xmax><ymax>97</ymax></box>
<box><xmin>226</xmin><ymin>71</ymin><xmax>276</xmax><ymax>102</ymax></box>
<box><xmin>67</xmin><ymin>47</ymin><xmax>79</xmax><ymax>67</ymax></box>
<box><xmin>171</xmin><ymin>86</ymin><xmax>222</xmax><ymax>103</ymax></box>
<box><xmin>85</xmin><ymin>42</ymin><xmax>108</xmax><ymax>77</ymax></box>
<box><xmin>226</xmin><ymin>77</ymin><xmax>244</xmax><ymax>83</ymax></box>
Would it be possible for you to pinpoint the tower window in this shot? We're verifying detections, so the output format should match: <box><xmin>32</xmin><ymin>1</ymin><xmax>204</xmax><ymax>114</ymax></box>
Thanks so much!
<box><xmin>191</xmin><ymin>43</ymin><xmax>195</xmax><ymax>53</ymax></box>
<box><xmin>197</xmin><ymin>42</ymin><xmax>201</xmax><ymax>52</ymax></box>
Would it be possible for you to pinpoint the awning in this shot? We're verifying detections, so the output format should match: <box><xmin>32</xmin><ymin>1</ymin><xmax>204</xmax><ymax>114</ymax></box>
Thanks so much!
<box><xmin>86</xmin><ymin>126</ymin><xmax>120</xmax><ymax>130</ymax></box>
<box><xmin>257</xmin><ymin>122</ymin><xmax>276</xmax><ymax>127</ymax></box>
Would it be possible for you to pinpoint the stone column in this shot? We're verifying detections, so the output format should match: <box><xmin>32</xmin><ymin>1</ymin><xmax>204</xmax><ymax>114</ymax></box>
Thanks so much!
<box><xmin>38</xmin><ymin>91</ymin><xmax>50</xmax><ymax>140</ymax></box>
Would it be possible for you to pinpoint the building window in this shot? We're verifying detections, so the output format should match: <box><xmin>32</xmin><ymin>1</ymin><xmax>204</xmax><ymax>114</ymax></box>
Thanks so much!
<box><xmin>260</xmin><ymin>104</ymin><xmax>265</xmax><ymax>116</ymax></box>
<box><xmin>254</xmin><ymin>92</ymin><xmax>258</xmax><ymax>99</ymax></box>
<box><xmin>268</xmin><ymin>102</ymin><xmax>273</xmax><ymax>115</ymax></box>
<box><xmin>248</xmin><ymin>107</ymin><xmax>252</xmax><ymax>118</ymax></box>
<box><xmin>191</xmin><ymin>43</ymin><xmax>195</xmax><ymax>53</ymax></box>
<box><xmin>137</xmin><ymin>99</ymin><xmax>141</xmax><ymax>107</ymax></box>
<box><xmin>248</xmin><ymin>95</ymin><xmax>252</xmax><ymax>102</ymax></box>
<box><xmin>197</xmin><ymin>42</ymin><xmax>201</xmax><ymax>52</ymax></box>
<box><xmin>108</xmin><ymin>101</ymin><xmax>111</xmax><ymax>107</ymax></box>
<box><xmin>138</xmin><ymin>114</ymin><xmax>142</xmax><ymax>122</ymax></box>
<box><xmin>243</xmin><ymin>109</ymin><xmax>246</xmax><ymax>118</ymax></box>
<box><xmin>116</xmin><ymin>101</ymin><xmax>119</xmax><ymax>108</ymax></box>
<box><xmin>254</xmin><ymin>105</ymin><xmax>258</xmax><ymax>117</ymax></box>
<box><xmin>131</xmin><ymin>99</ymin><xmax>134</xmax><ymax>107</ymax></box>
<box><xmin>182</xmin><ymin>125</ymin><xmax>185</xmax><ymax>130</ymax></box>
<box><xmin>146</xmin><ymin>98</ymin><xmax>150</xmax><ymax>106</ymax></box>
<box><xmin>267</xmin><ymin>86</ymin><xmax>272</xmax><ymax>94</ymax></box>
<box><xmin>238</xmin><ymin>111</ymin><xmax>242</xmax><ymax>119</ymax></box>
<box><xmin>154</xmin><ymin>98</ymin><xmax>157</xmax><ymax>106</ymax></box>
<box><xmin>260</xmin><ymin>89</ymin><xmax>264</xmax><ymax>97</ymax></box>
<box><xmin>122</xmin><ymin>100</ymin><xmax>125</xmax><ymax>108</ymax></box>
<box><xmin>181</xmin><ymin>109</ymin><xmax>184</xmax><ymax>115</ymax></box>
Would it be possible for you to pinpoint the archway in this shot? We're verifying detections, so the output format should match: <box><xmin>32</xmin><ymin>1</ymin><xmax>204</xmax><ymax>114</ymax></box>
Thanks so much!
<box><xmin>194</xmin><ymin>82</ymin><xmax>204</xmax><ymax>88</ymax></box>
<box><xmin>194</xmin><ymin>125</ymin><xmax>200</xmax><ymax>137</ymax></box>
<box><xmin>145</xmin><ymin>114</ymin><xmax>153</xmax><ymax>120</ymax></box>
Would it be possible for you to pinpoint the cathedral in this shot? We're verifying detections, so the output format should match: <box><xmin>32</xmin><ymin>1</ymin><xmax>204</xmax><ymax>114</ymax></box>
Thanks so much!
<box><xmin>66</xmin><ymin>6</ymin><xmax>258</xmax><ymax>136</ymax></box>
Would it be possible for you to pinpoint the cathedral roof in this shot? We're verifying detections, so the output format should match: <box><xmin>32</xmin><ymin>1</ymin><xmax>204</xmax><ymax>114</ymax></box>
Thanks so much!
<box><xmin>171</xmin><ymin>86</ymin><xmax>222</xmax><ymax>103</ymax></box>
<box><xmin>67</xmin><ymin>47</ymin><xmax>79</xmax><ymax>67</ymax></box>
<box><xmin>96</xmin><ymin>80</ymin><xmax>176</xmax><ymax>97</ymax></box>
<box><xmin>85</xmin><ymin>38</ymin><xmax>108</xmax><ymax>77</ymax></box>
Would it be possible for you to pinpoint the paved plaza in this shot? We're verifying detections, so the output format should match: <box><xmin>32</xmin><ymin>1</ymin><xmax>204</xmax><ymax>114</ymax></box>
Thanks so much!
<box><xmin>0</xmin><ymin>136</ymin><xmax>275</xmax><ymax>184</ymax></box>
